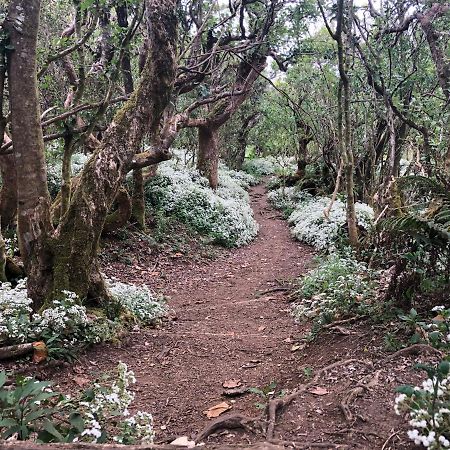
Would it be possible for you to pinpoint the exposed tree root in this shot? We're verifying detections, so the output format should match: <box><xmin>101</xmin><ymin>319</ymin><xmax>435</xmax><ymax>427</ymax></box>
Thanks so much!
<box><xmin>196</xmin><ymin>413</ymin><xmax>262</xmax><ymax>442</ymax></box>
<box><xmin>265</xmin><ymin>359</ymin><xmax>372</xmax><ymax>440</ymax></box>
<box><xmin>322</xmin><ymin>317</ymin><xmax>363</xmax><ymax>329</ymax></box>
<box><xmin>387</xmin><ymin>344</ymin><xmax>444</xmax><ymax>360</ymax></box>
<box><xmin>339</xmin><ymin>370</ymin><xmax>381</xmax><ymax>422</ymax></box>
<box><xmin>268</xmin><ymin>438</ymin><xmax>348</xmax><ymax>448</ymax></box>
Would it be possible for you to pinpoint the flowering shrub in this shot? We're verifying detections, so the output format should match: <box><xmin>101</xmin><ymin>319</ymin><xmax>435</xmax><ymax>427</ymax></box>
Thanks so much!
<box><xmin>267</xmin><ymin>186</ymin><xmax>312</xmax><ymax>216</ymax></box>
<box><xmin>292</xmin><ymin>254</ymin><xmax>380</xmax><ymax>335</ymax></box>
<box><xmin>395</xmin><ymin>361</ymin><xmax>450</xmax><ymax>449</ymax></box>
<box><xmin>242</xmin><ymin>157</ymin><xmax>278</xmax><ymax>177</ymax></box>
<box><xmin>145</xmin><ymin>161</ymin><xmax>259</xmax><ymax>247</ymax></box>
<box><xmin>0</xmin><ymin>279</ymin><xmax>166</xmax><ymax>349</ymax></box>
<box><xmin>0</xmin><ymin>280</ymin><xmax>33</xmax><ymax>343</ymax></box>
<box><xmin>107</xmin><ymin>279</ymin><xmax>167</xmax><ymax>325</ymax></box>
<box><xmin>287</xmin><ymin>196</ymin><xmax>374</xmax><ymax>251</ymax></box>
<box><xmin>0</xmin><ymin>362</ymin><xmax>155</xmax><ymax>444</ymax></box>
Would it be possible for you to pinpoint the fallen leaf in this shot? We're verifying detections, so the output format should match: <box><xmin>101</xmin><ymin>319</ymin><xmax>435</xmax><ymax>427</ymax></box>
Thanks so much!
<box><xmin>258</xmin><ymin>326</ymin><xmax>266</xmax><ymax>332</ymax></box>
<box><xmin>309</xmin><ymin>387</ymin><xmax>329</xmax><ymax>396</ymax></box>
<box><xmin>170</xmin><ymin>436</ymin><xmax>196</xmax><ymax>448</ymax></box>
<box><xmin>203</xmin><ymin>401</ymin><xmax>231</xmax><ymax>418</ymax></box>
<box><xmin>223</xmin><ymin>379</ymin><xmax>242</xmax><ymax>389</ymax></box>
<box><xmin>74</xmin><ymin>376</ymin><xmax>90</xmax><ymax>387</ymax></box>
<box><xmin>32</xmin><ymin>341</ymin><xmax>48</xmax><ymax>364</ymax></box>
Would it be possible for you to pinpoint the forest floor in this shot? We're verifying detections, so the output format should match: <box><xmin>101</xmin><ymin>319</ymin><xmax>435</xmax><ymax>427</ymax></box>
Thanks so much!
<box><xmin>13</xmin><ymin>183</ymin><xmax>432</xmax><ymax>449</ymax></box>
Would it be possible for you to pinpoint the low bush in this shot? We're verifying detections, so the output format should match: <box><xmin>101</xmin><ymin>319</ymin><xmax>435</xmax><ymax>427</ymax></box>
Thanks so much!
<box><xmin>242</xmin><ymin>157</ymin><xmax>278</xmax><ymax>177</ymax></box>
<box><xmin>145</xmin><ymin>161</ymin><xmax>259</xmax><ymax>247</ymax></box>
<box><xmin>292</xmin><ymin>254</ymin><xmax>381</xmax><ymax>337</ymax></box>
<box><xmin>0</xmin><ymin>279</ymin><xmax>166</xmax><ymax>352</ymax></box>
<box><xmin>395</xmin><ymin>361</ymin><xmax>450</xmax><ymax>449</ymax></box>
<box><xmin>0</xmin><ymin>362</ymin><xmax>155</xmax><ymax>444</ymax></box>
<box><xmin>267</xmin><ymin>186</ymin><xmax>312</xmax><ymax>217</ymax></box>
<box><xmin>268</xmin><ymin>187</ymin><xmax>374</xmax><ymax>251</ymax></box>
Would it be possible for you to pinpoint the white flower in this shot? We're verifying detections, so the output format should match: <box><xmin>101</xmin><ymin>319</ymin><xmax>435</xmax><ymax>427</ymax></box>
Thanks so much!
<box><xmin>432</xmin><ymin>305</ymin><xmax>445</xmax><ymax>312</ymax></box>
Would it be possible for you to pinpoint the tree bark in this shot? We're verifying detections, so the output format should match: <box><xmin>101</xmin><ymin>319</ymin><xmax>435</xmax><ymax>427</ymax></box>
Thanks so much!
<box><xmin>197</xmin><ymin>125</ymin><xmax>220</xmax><ymax>189</ymax></box>
<box><xmin>5</xmin><ymin>0</ymin><xmax>54</xmax><ymax>304</ymax></box>
<box><xmin>0</xmin><ymin>151</ymin><xmax>17</xmax><ymax>230</ymax></box>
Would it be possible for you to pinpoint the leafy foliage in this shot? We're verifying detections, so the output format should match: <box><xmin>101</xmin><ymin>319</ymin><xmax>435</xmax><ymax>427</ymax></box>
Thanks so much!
<box><xmin>0</xmin><ymin>362</ymin><xmax>155</xmax><ymax>444</ymax></box>
<box><xmin>145</xmin><ymin>159</ymin><xmax>259</xmax><ymax>247</ymax></box>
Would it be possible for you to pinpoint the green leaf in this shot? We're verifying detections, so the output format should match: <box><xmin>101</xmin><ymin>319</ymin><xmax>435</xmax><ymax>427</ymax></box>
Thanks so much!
<box><xmin>395</xmin><ymin>385</ymin><xmax>414</xmax><ymax>396</ymax></box>
<box><xmin>0</xmin><ymin>371</ymin><xmax>7</xmax><ymax>389</ymax></box>
<box><xmin>24</xmin><ymin>408</ymin><xmax>57</xmax><ymax>424</ymax></box>
<box><xmin>42</xmin><ymin>419</ymin><xmax>65</xmax><ymax>442</ymax></box>
<box><xmin>0</xmin><ymin>418</ymin><xmax>18</xmax><ymax>427</ymax></box>
<box><xmin>2</xmin><ymin>424</ymin><xmax>21</xmax><ymax>440</ymax></box>
<box><xmin>438</xmin><ymin>360</ymin><xmax>450</xmax><ymax>376</ymax></box>
<box><xmin>69</xmin><ymin>412</ymin><xmax>84</xmax><ymax>433</ymax></box>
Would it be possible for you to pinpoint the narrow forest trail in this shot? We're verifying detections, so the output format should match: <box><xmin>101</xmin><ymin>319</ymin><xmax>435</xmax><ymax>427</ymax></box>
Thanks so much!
<box><xmin>51</xmin><ymin>184</ymin><xmax>418</xmax><ymax>449</ymax></box>
<box><xmin>58</xmin><ymin>183</ymin><xmax>315</xmax><ymax>446</ymax></box>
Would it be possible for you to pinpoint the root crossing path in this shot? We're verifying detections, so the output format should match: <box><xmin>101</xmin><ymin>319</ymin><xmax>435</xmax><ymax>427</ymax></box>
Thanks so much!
<box><xmin>71</xmin><ymin>184</ymin><xmax>314</xmax><ymax>445</ymax></box>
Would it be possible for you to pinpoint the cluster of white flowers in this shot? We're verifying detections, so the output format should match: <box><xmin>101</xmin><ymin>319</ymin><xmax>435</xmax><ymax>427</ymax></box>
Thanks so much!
<box><xmin>4</xmin><ymin>235</ymin><xmax>18</xmax><ymax>256</ymax></box>
<box><xmin>75</xmin><ymin>362</ymin><xmax>155</xmax><ymax>444</ymax></box>
<box><xmin>395</xmin><ymin>375</ymin><xmax>450</xmax><ymax>448</ymax></box>
<box><xmin>0</xmin><ymin>278</ymin><xmax>167</xmax><ymax>346</ymax></box>
<box><xmin>32</xmin><ymin>291</ymin><xmax>89</xmax><ymax>336</ymax></box>
<box><xmin>0</xmin><ymin>280</ymin><xmax>33</xmax><ymax>343</ymax></box>
<box><xmin>292</xmin><ymin>254</ymin><xmax>379</xmax><ymax>327</ymax></box>
<box><xmin>287</xmin><ymin>196</ymin><xmax>374</xmax><ymax>251</ymax></box>
<box><xmin>146</xmin><ymin>160</ymin><xmax>259</xmax><ymax>247</ymax></box>
<box><xmin>107</xmin><ymin>279</ymin><xmax>167</xmax><ymax>324</ymax></box>
<box><xmin>242</xmin><ymin>157</ymin><xmax>278</xmax><ymax>177</ymax></box>
<box><xmin>115</xmin><ymin>411</ymin><xmax>155</xmax><ymax>445</ymax></box>
<box><xmin>267</xmin><ymin>186</ymin><xmax>312</xmax><ymax>213</ymax></box>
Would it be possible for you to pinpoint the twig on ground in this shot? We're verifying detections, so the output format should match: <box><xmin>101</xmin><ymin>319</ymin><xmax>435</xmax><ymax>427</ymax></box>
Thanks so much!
<box><xmin>381</xmin><ymin>430</ymin><xmax>400</xmax><ymax>450</ymax></box>
<box><xmin>256</xmin><ymin>287</ymin><xmax>290</xmax><ymax>297</ymax></box>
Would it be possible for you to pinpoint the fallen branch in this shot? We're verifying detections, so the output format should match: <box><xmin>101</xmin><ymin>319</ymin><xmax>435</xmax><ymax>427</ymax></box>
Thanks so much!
<box><xmin>0</xmin><ymin>342</ymin><xmax>34</xmax><ymax>360</ymax></box>
<box><xmin>195</xmin><ymin>413</ymin><xmax>261</xmax><ymax>442</ymax></box>
<box><xmin>322</xmin><ymin>317</ymin><xmax>363</xmax><ymax>329</ymax></box>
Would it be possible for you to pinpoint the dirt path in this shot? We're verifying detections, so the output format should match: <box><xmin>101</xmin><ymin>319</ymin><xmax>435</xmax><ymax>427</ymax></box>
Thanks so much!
<box><xmin>56</xmin><ymin>184</ymin><xmax>313</xmax><ymax>444</ymax></box>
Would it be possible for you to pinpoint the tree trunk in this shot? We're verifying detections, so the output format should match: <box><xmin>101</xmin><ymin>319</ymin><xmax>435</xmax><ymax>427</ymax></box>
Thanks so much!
<box><xmin>0</xmin><ymin>222</ymin><xmax>7</xmax><ymax>282</ymax></box>
<box><xmin>6</xmin><ymin>0</ymin><xmax>178</xmax><ymax>309</ymax></box>
<box><xmin>0</xmin><ymin>151</ymin><xmax>17</xmax><ymax>230</ymax></box>
<box><xmin>197</xmin><ymin>124</ymin><xmax>220</xmax><ymax>189</ymax></box>
<box><xmin>6</xmin><ymin>0</ymin><xmax>54</xmax><ymax>304</ymax></box>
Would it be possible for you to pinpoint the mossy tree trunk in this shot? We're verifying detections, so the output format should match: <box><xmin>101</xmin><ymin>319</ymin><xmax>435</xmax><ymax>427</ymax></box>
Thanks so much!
<box><xmin>6</xmin><ymin>0</ymin><xmax>178</xmax><ymax>310</ymax></box>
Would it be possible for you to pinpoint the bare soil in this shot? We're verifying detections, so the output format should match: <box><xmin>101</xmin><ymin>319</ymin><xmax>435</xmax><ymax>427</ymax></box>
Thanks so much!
<box><xmin>4</xmin><ymin>184</ymin><xmax>431</xmax><ymax>449</ymax></box>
